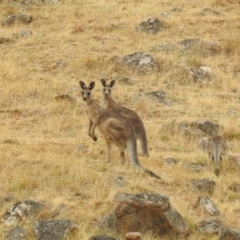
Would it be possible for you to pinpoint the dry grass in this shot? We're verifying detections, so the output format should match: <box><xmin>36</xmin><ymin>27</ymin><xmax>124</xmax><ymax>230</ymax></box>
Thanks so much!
<box><xmin>0</xmin><ymin>0</ymin><xmax>240</xmax><ymax>239</ymax></box>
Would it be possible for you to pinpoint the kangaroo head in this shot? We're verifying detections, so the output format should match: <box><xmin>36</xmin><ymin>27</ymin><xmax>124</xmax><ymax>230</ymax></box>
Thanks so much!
<box><xmin>79</xmin><ymin>81</ymin><xmax>95</xmax><ymax>101</ymax></box>
<box><xmin>101</xmin><ymin>79</ymin><xmax>115</xmax><ymax>97</ymax></box>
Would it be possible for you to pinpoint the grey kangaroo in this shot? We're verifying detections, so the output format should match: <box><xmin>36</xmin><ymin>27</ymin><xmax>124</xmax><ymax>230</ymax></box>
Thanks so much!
<box><xmin>101</xmin><ymin>79</ymin><xmax>149</xmax><ymax>157</ymax></box>
<box><xmin>198</xmin><ymin>135</ymin><xmax>229</xmax><ymax>176</ymax></box>
<box><xmin>79</xmin><ymin>80</ymin><xmax>160</xmax><ymax>179</ymax></box>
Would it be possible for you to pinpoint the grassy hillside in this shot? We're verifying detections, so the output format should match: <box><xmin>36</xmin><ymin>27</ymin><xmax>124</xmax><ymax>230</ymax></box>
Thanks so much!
<box><xmin>0</xmin><ymin>0</ymin><xmax>240</xmax><ymax>239</ymax></box>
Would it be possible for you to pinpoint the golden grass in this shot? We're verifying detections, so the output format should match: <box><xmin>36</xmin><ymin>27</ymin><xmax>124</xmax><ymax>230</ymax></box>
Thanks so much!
<box><xmin>0</xmin><ymin>0</ymin><xmax>240</xmax><ymax>239</ymax></box>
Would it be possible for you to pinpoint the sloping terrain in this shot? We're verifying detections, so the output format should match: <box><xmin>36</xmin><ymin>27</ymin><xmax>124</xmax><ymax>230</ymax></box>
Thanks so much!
<box><xmin>0</xmin><ymin>0</ymin><xmax>240</xmax><ymax>239</ymax></box>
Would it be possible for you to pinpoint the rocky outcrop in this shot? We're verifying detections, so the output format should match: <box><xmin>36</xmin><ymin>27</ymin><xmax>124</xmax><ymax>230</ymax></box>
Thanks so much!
<box><xmin>101</xmin><ymin>193</ymin><xmax>189</xmax><ymax>237</ymax></box>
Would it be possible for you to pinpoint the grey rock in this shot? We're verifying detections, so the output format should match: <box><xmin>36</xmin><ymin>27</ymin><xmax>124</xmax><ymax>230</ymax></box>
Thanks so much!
<box><xmin>5</xmin><ymin>226</ymin><xmax>27</xmax><ymax>240</ymax></box>
<box><xmin>187</xmin><ymin>67</ymin><xmax>211</xmax><ymax>83</ymax></box>
<box><xmin>177</xmin><ymin>38</ymin><xmax>201</xmax><ymax>51</ymax></box>
<box><xmin>195</xmin><ymin>196</ymin><xmax>220</xmax><ymax>216</ymax></box>
<box><xmin>121</xmin><ymin>52</ymin><xmax>157</xmax><ymax>73</ymax></box>
<box><xmin>153</xmin><ymin>38</ymin><xmax>221</xmax><ymax>56</ymax></box>
<box><xmin>2</xmin><ymin>14</ymin><xmax>32</xmax><ymax>26</ymax></box>
<box><xmin>136</xmin><ymin>17</ymin><xmax>165</xmax><ymax>34</ymax></box>
<box><xmin>2</xmin><ymin>199</ymin><xmax>46</xmax><ymax>227</ymax></box>
<box><xmin>163</xmin><ymin>156</ymin><xmax>179</xmax><ymax>166</ymax></box>
<box><xmin>177</xmin><ymin>120</ymin><xmax>220</xmax><ymax>137</ymax></box>
<box><xmin>14</xmin><ymin>29</ymin><xmax>33</xmax><ymax>38</ymax></box>
<box><xmin>220</xmin><ymin>228</ymin><xmax>240</xmax><ymax>240</ymax></box>
<box><xmin>189</xmin><ymin>179</ymin><xmax>216</xmax><ymax>195</ymax></box>
<box><xmin>146</xmin><ymin>90</ymin><xmax>166</xmax><ymax>102</ymax></box>
<box><xmin>34</xmin><ymin>219</ymin><xmax>78</xmax><ymax>240</ymax></box>
<box><xmin>114</xmin><ymin>176</ymin><xmax>125</xmax><ymax>187</ymax></box>
<box><xmin>190</xmin><ymin>120</ymin><xmax>220</xmax><ymax>136</ymax></box>
<box><xmin>184</xmin><ymin>162</ymin><xmax>206</xmax><ymax>172</ymax></box>
<box><xmin>197</xmin><ymin>219</ymin><xmax>222</xmax><ymax>234</ymax></box>
<box><xmin>200</xmin><ymin>8</ymin><xmax>225</xmax><ymax>16</ymax></box>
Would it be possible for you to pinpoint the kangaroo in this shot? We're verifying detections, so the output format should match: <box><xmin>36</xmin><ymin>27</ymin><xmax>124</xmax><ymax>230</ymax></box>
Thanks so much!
<box><xmin>100</xmin><ymin>79</ymin><xmax>149</xmax><ymax>157</ymax></box>
<box><xmin>79</xmin><ymin>80</ymin><xmax>160</xmax><ymax>179</ymax></box>
<box><xmin>198</xmin><ymin>135</ymin><xmax>229</xmax><ymax>176</ymax></box>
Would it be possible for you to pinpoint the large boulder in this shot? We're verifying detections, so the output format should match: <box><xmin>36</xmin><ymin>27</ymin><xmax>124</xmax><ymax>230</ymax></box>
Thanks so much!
<box><xmin>109</xmin><ymin>193</ymin><xmax>189</xmax><ymax>237</ymax></box>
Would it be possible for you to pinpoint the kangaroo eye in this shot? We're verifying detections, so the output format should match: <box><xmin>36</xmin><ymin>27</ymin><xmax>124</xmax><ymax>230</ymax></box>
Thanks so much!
<box><xmin>88</xmin><ymin>92</ymin><xmax>91</xmax><ymax>96</ymax></box>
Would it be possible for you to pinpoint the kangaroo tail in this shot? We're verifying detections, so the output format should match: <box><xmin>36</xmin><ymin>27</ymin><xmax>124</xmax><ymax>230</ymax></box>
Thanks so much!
<box><xmin>126</xmin><ymin>138</ymin><xmax>161</xmax><ymax>179</ymax></box>
<box><xmin>139</xmin><ymin>128</ymin><xmax>149</xmax><ymax>157</ymax></box>
<box><xmin>213</xmin><ymin>144</ymin><xmax>221</xmax><ymax>177</ymax></box>
<box><xmin>143</xmin><ymin>168</ymin><xmax>161</xmax><ymax>179</ymax></box>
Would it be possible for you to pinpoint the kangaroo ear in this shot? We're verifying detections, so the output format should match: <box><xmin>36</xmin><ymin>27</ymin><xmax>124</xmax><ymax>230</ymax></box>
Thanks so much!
<box><xmin>100</xmin><ymin>79</ymin><xmax>106</xmax><ymax>87</ymax></box>
<box><xmin>89</xmin><ymin>81</ymin><xmax>95</xmax><ymax>90</ymax></box>
<box><xmin>79</xmin><ymin>81</ymin><xmax>86</xmax><ymax>89</ymax></box>
<box><xmin>110</xmin><ymin>80</ymin><xmax>116</xmax><ymax>87</ymax></box>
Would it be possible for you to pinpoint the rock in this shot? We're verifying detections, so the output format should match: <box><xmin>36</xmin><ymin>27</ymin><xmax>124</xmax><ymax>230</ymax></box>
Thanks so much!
<box><xmin>220</xmin><ymin>228</ymin><xmax>240</xmax><ymax>240</ymax></box>
<box><xmin>114</xmin><ymin>176</ymin><xmax>126</xmax><ymax>187</ymax></box>
<box><xmin>184</xmin><ymin>162</ymin><xmax>206</xmax><ymax>172</ymax></box>
<box><xmin>200</xmin><ymin>8</ymin><xmax>225</xmax><ymax>16</ymax></box>
<box><xmin>187</xmin><ymin>67</ymin><xmax>211</xmax><ymax>83</ymax></box>
<box><xmin>177</xmin><ymin>120</ymin><xmax>220</xmax><ymax>137</ymax></box>
<box><xmin>113</xmin><ymin>193</ymin><xmax>189</xmax><ymax>237</ymax></box>
<box><xmin>2</xmin><ymin>199</ymin><xmax>46</xmax><ymax>227</ymax></box>
<box><xmin>194</xmin><ymin>196</ymin><xmax>220</xmax><ymax>216</ymax></box>
<box><xmin>2</xmin><ymin>14</ymin><xmax>32</xmax><ymax>26</ymax></box>
<box><xmin>136</xmin><ymin>17</ymin><xmax>165</xmax><ymax>34</ymax></box>
<box><xmin>197</xmin><ymin>219</ymin><xmax>222</xmax><ymax>234</ymax></box>
<box><xmin>146</xmin><ymin>90</ymin><xmax>166</xmax><ymax>102</ymax></box>
<box><xmin>121</xmin><ymin>52</ymin><xmax>157</xmax><ymax>73</ymax></box>
<box><xmin>163</xmin><ymin>156</ymin><xmax>179</xmax><ymax>166</ymax></box>
<box><xmin>125</xmin><ymin>232</ymin><xmax>142</xmax><ymax>240</ymax></box>
<box><xmin>153</xmin><ymin>38</ymin><xmax>221</xmax><ymax>56</ymax></box>
<box><xmin>34</xmin><ymin>219</ymin><xmax>78</xmax><ymax>240</ymax></box>
<box><xmin>190</xmin><ymin>120</ymin><xmax>220</xmax><ymax>136</ymax></box>
<box><xmin>13</xmin><ymin>29</ymin><xmax>33</xmax><ymax>38</ymax></box>
<box><xmin>5</xmin><ymin>226</ymin><xmax>27</xmax><ymax>240</ymax></box>
<box><xmin>189</xmin><ymin>179</ymin><xmax>216</xmax><ymax>195</ymax></box>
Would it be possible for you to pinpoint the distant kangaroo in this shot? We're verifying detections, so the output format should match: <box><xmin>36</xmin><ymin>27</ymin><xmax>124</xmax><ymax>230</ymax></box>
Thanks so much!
<box><xmin>79</xmin><ymin>80</ymin><xmax>160</xmax><ymax>179</ymax></box>
<box><xmin>198</xmin><ymin>135</ymin><xmax>229</xmax><ymax>176</ymax></box>
<box><xmin>100</xmin><ymin>79</ymin><xmax>149</xmax><ymax>157</ymax></box>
